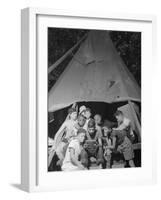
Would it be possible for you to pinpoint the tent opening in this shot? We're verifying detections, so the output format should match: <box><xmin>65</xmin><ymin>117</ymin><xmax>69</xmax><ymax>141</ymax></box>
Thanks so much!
<box><xmin>48</xmin><ymin>101</ymin><xmax>140</xmax><ymax>142</ymax></box>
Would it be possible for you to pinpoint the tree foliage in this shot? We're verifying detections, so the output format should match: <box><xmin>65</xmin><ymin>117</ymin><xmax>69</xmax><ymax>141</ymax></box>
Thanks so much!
<box><xmin>110</xmin><ymin>31</ymin><xmax>141</xmax><ymax>86</ymax></box>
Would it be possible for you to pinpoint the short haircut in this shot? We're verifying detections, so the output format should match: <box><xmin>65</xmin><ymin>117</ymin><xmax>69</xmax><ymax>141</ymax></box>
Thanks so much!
<box><xmin>77</xmin><ymin>128</ymin><xmax>86</xmax><ymax>135</ymax></box>
<box><xmin>78</xmin><ymin>114</ymin><xmax>86</xmax><ymax>120</ymax></box>
<box><xmin>102</xmin><ymin>122</ymin><xmax>110</xmax><ymax>129</ymax></box>
<box><xmin>86</xmin><ymin>107</ymin><xmax>91</xmax><ymax>113</ymax></box>
<box><xmin>103</xmin><ymin>120</ymin><xmax>116</xmax><ymax>129</ymax></box>
<box><xmin>94</xmin><ymin>114</ymin><xmax>102</xmax><ymax>118</ymax></box>
<box><xmin>88</xmin><ymin>119</ymin><xmax>95</xmax><ymax>128</ymax></box>
<box><xmin>114</xmin><ymin>110</ymin><xmax>123</xmax><ymax>117</ymax></box>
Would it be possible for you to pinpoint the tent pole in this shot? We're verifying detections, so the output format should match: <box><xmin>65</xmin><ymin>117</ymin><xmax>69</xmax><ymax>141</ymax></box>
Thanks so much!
<box><xmin>48</xmin><ymin>33</ymin><xmax>88</xmax><ymax>74</ymax></box>
<box><xmin>128</xmin><ymin>100</ymin><xmax>141</xmax><ymax>142</ymax></box>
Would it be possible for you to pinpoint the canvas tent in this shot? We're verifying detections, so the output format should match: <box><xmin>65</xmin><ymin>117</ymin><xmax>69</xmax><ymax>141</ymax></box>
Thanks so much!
<box><xmin>49</xmin><ymin>31</ymin><xmax>140</xmax><ymax>110</ymax></box>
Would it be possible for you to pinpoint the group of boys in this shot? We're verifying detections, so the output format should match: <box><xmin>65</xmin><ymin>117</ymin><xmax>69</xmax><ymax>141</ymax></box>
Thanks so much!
<box><xmin>50</xmin><ymin>105</ymin><xmax>135</xmax><ymax>171</ymax></box>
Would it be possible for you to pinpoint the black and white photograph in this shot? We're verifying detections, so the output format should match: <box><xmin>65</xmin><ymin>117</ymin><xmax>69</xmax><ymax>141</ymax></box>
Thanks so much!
<box><xmin>47</xmin><ymin>28</ymin><xmax>141</xmax><ymax>172</ymax></box>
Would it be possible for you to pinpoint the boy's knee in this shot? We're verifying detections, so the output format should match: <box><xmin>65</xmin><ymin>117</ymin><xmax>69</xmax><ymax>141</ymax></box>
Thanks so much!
<box><xmin>97</xmin><ymin>147</ymin><xmax>103</xmax><ymax>157</ymax></box>
<box><xmin>97</xmin><ymin>148</ymin><xmax>104</xmax><ymax>164</ymax></box>
<box><xmin>80</xmin><ymin>149</ymin><xmax>88</xmax><ymax>167</ymax></box>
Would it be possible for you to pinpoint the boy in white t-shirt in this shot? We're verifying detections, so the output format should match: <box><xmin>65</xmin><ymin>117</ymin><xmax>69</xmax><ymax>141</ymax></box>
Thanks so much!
<box><xmin>62</xmin><ymin>128</ymin><xmax>87</xmax><ymax>171</ymax></box>
<box><xmin>49</xmin><ymin>108</ymin><xmax>77</xmax><ymax>166</ymax></box>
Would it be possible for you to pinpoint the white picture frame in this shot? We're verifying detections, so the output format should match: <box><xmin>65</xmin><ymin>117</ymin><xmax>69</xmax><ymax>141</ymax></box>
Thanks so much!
<box><xmin>21</xmin><ymin>7</ymin><xmax>157</xmax><ymax>192</ymax></box>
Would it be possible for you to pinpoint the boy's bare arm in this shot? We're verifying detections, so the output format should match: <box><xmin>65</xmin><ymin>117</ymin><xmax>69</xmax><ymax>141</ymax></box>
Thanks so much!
<box><xmin>98</xmin><ymin>137</ymin><xmax>102</xmax><ymax>146</ymax></box>
<box><xmin>50</xmin><ymin>121</ymin><xmax>66</xmax><ymax>152</ymax></box>
<box><xmin>109</xmin><ymin>137</ymin><xmax>116</xmax><ymax>149</ymax></box>
<box><xmin>70</xmin><ymin>148</ymin><xmax>85</xmax><ymax>169</ymax></box>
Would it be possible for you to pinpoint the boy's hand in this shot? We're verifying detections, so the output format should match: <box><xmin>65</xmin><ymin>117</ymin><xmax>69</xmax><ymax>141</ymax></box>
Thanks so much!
<box><xmin>78</xmin><ymin>164</ymin><xmax>86</xmax><ymax>170</ymax></box>
<box><xmin>117</xmin><ymin>145</ymin><xmax>122</xmax><ymax>153</ymax></box>
<box><xmin>49</xmin><ymin>146</ymin><xmax>55</xmax><ymax>154</ymax></box>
